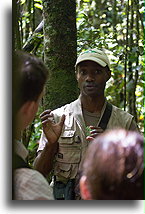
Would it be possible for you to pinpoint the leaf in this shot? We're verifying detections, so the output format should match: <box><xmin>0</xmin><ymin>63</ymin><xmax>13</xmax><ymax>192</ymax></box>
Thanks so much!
<box><xmin>116</xmin><ymin>65</ymin><xmax>124</xmax><ymax>72</ymax></box>
<box><xmin>20</xmin><ymin>0</ymin><xmax>26</xmax><ymax>5</ymax></box>
<box><xmin>85</xmin><ymin>126</ymin><xmax>91</xmax><ymax>137</ymax></box>
<box><xmin>34</xmin><ymin>3</ymin><xmax>43</xmax><ymax>10</ymax></box>
<box><xmin>34</xmin><ymin>0</ymin><xmax>42</xmax><ymax>2</ymax></box>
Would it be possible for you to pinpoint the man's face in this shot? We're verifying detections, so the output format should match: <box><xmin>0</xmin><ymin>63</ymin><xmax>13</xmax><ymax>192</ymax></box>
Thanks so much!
<box><xmin>76</xmin><ymin>60</ymin><xmax>110</xmax><ymax>97</ymax></box>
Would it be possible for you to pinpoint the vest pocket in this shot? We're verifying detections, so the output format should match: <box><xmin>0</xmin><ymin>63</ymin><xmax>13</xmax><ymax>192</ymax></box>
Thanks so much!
<box><xmin>59</xmin><ymin>130</ymin><xmax>75</xmax><ymax>145</ymax></box>
<box><xmin>55</xmin><ymin>128</ymin><xmax>81</xmax><ymax>179</ymax></box>
<box><xmin>55</xmin><ymin>146</ymin><xmax>81</xmax><ymax>179</ymax></box>
<box><xmin>55</xmin><ymin>162</ymin><xmax>71</xmax><ymax>179</ymax></box>
<box><xmin>56</xmin><ymin>146</ymin><xmax>81</xmax><ymax>163</ymax></box>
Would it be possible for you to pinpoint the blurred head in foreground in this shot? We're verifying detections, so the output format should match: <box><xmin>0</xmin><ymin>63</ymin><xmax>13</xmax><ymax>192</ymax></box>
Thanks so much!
<box><xmin>13</xmin><ymin>51</ymin><xmax>48</xmax><ymax>138</ymax></box>
<box><xmin>79</xmin><ymin>129</ymin><xmax>144</xmax><ymax>200</ymax></box>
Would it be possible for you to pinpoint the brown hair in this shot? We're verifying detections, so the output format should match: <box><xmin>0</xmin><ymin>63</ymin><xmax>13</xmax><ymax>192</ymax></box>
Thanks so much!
<box><xmin>13</xmin><ymin>51</ymin><xmax>48</xmax><ymax>111</ymax></box>
<box><xmin>81</xmin><ymin>129</ymin><xmax>144</xmax><ymax>199</ymax></box>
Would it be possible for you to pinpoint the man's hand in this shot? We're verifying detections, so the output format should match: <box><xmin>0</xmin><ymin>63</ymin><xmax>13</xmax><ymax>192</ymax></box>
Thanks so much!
<box><xmin>86</xmin><ymin>126</ymin><xmax>103</xmax><ymax>142</ymax></box>
<box><xmin>40</xmin><ymin>110</ymin><xmax>65</xmax><ymax>144</ymax></box>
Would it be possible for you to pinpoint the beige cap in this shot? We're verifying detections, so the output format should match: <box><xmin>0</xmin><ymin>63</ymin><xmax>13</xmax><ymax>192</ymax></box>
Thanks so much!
<box><xmin>75</xmin><ymin>48</ymin><xmax>110</xmax><ymax>69</ymax></box>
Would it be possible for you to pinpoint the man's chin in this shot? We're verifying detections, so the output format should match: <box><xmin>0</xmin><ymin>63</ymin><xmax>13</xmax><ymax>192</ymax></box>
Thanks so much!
<box><xmin>83</xmin><ymin>91</ymin><xmax>98</xmax><ymax>97</ymax></box>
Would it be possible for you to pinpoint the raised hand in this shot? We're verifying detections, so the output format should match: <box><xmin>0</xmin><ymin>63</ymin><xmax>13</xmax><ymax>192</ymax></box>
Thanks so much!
<box><xmin>40</xmin><ymin>110</ymin><xmax>65</xmax><ymax>144</ymax></box>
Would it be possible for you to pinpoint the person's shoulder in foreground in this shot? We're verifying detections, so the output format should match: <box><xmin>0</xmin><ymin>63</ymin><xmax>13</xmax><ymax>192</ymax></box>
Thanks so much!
<box><xmin>14</xmin><ymin>168</ymin><xmax>54</xmax><ymax>200</ymax></box>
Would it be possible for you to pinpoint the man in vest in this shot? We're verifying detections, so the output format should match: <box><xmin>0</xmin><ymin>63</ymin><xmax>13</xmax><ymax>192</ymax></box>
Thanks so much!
<box><xmin>34</xmin><ymin>48</ymin><xmax>139</xmax><ymax>200</ymax></box>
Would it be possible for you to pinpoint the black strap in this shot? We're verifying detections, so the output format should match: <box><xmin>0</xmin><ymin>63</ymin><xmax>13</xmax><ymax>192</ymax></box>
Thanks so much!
<box><xmin>98</xmin><ymin>102</ymin><xmax>112</xmax><ymax>130</ymax></box>
<box><xmin>13</xmin><ymin>154</ymin><xmax>30</xmax><ymax>169</ymax></box>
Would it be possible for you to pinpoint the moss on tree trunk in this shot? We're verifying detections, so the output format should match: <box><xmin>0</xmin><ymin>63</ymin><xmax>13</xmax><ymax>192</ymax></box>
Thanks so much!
<box><xmin>42</xmin><ymin>0</ymin><xmax>78</xmax><ymax>109</ymax></box>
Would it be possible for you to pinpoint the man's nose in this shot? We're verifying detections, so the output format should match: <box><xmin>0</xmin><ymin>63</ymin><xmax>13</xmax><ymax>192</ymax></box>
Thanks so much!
<box><xmin>86</xmin><ymin>73</ymin><xmax>95</xmax><ymax>81</ymax></box>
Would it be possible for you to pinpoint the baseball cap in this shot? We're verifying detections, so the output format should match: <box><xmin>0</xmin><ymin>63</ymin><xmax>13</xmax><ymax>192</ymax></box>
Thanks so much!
<box><xmin>75</xmin><ymin>48</ymin><xmax>111</xmax><ymax>70</ymax></box>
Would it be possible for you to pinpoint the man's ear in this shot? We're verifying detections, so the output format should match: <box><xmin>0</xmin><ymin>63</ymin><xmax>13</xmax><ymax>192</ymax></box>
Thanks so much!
<box><xmin>106</xmin><ymin>68</ymin><xmax>111</xmax><ymax>81</ymax></box>
<box><xmin>17</xmin><ymin>101</ymin><xmax>38</xmax><ymax>131</ymax></box>
<box><xmin>76</xmin><ymin>71</ymin><xmax>79</xmax><ymax>81</ymax></box>
<box><xmin>79</xmin><ymin>175</ymin><xmax>92</xmax><ymax>200</ymax></box>
<box><xmin>21</xmin><ymin>101</ymin><xmax>36</xmax><ymax>116</ymax></box>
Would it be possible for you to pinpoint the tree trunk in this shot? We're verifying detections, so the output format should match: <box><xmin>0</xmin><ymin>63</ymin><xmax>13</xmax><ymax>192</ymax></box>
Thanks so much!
<box><xmin>128</xmin><ymin>0</ymin><xmax>134</xmax><ymax>115</ymax></box>
<box><xmin>13</xmin><ymin>0</ymin><xmax>22</xmax><ymax>50</ymax></box>
<box><xmin>133</xmin><ymin>0</ymin><xmax>140</xmax><ymax>122</ymax></box>
<box><xmin>124</xmin><ymin>0</ymin><xmax>130</xmax><ymax>111</ymax></box>
<box><xmin>42</xmin><ymin>0</ymin><xmax>78</xmax><ymax>110</ymax></box>
<box><xmin>112</xmin><ymin>0</ymin><xmax>117</xmax><ymax>41</ymax></box>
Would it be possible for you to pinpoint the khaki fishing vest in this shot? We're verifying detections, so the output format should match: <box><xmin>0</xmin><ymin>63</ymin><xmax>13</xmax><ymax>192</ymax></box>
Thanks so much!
<box><xmin>38</xmin><ymin>97</ymin><xmax>134</xmax><ymax>183</ymax></box>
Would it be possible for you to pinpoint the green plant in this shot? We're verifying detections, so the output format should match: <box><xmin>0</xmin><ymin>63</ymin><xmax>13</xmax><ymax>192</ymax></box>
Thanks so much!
<box><xmin>85</xmin><ymin>126</ymin><xmax>92</xmax><ymax>137</ymax></box>
<box><xmin>27</xmin><ymin>114</ymin><xmax>42</xmax><ymax>167</ymax></box>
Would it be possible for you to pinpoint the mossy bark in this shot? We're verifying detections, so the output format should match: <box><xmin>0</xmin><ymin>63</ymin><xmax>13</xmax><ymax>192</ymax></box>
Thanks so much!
<box><xmin>42</xmin><ymin>0</ymin><xmax>78</xmax><ymax>109</ymax></box>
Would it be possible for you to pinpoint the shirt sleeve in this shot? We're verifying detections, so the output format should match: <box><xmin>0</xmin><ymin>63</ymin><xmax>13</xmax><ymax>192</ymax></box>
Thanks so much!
<box><xmin>37</xmin><ymin>131</ymin><xmax>48</xmax><ymax>152</ymax></box>
<box><xmin>14</xmin><ymin>168</ymin><xmax>54</xmax><ymax>200</ymax></box>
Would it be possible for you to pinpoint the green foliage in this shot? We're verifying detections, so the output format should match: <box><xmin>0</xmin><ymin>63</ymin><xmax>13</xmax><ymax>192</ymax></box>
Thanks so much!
<box><xmin>76</xmin><ymin>0</ymin><xmax>144</xmax><ymax>131</ymax></box>
<box><xmin>85</xmin><ymin>126</ymin><xmax>91</xmax><ymax>137</ymax></box>
<box><xmin>15</xmin><ymin>0</ymin><xmax>144</xmax><ymax>166</ymax></box>
<box><xmin>27</xmin><ymin>109</ymin><xmax>42</xmax><ymax>167</ymax></box>
<box><xmin>34</xmin><ymin>3</ymin><xmax>43</xmax><ymax>10</ymax></box>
